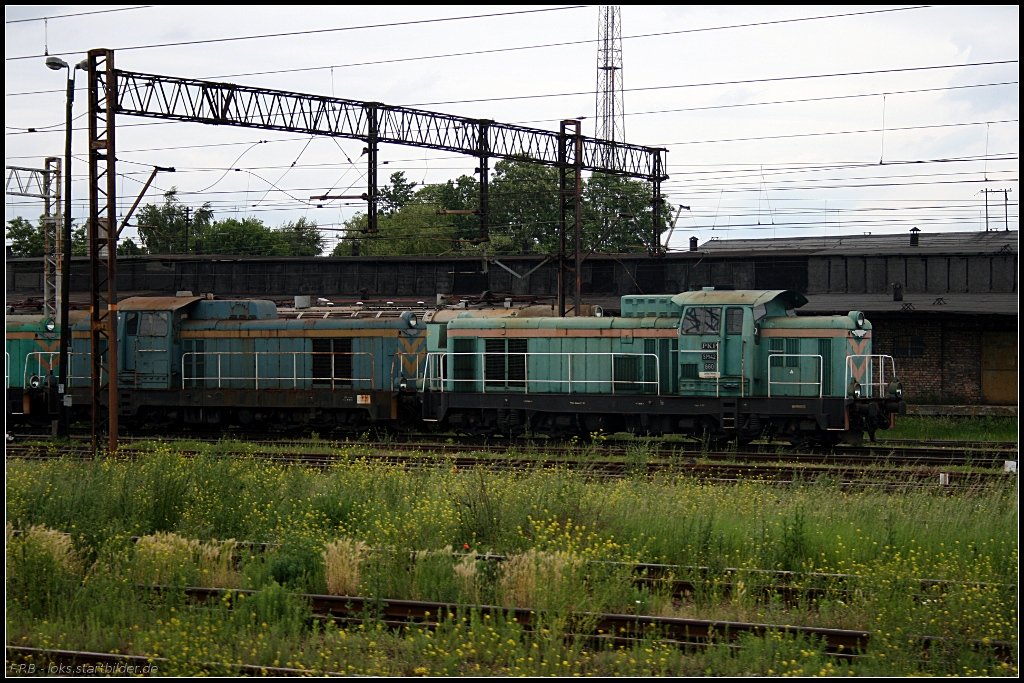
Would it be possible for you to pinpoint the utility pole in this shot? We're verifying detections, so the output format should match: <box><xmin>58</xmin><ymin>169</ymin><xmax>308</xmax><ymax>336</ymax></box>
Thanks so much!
<box><xmin>982</xmin><ymin>188</ymin><xmax>1012</xmax><ymax>231</ymax></box>
<box><xmin>184</xmin><ymin>205</ymin><xmax>191</xmax><ymax>253</ymax></box>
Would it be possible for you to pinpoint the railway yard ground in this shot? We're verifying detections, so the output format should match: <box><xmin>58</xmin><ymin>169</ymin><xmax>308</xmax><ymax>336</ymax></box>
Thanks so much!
<box><xmin>5</xmin><ymin>414</ymin><xmax>1018</xmax><ymax>677</ymax></box>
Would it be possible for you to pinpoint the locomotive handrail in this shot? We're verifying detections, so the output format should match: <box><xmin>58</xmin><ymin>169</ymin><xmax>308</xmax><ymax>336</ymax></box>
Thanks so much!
<box><xmin>181</xmin><ymin>351</ymin><xmax>375</xmax><ymax>390</ymax></box>
<box><xmin>767</xmin><ymin>353</ymin><xmax>823</xmax><ymax>398</ymax></box>
<box><xmin>21</xmin><ymin>351</ymin><xmax>98</xmax><ymax>389</ymax></box>
<box><xmin>845</xmin><ymin>354</ymin><xmax>897</xmax><ymax>398</ymax></box>
<box><xmin>21</xmin><ymin>351</ymin><xmax>57</xmax><ymax>389</ymax></box>
<box><xmin>420</xmin><ymin>351</ymin><xmax>661</xmax><ymax>396</ymax></box>
<box><xmin>391</xmin><ymin>352</ymin><xmax>427</xmax><ymax>391</ymax></box>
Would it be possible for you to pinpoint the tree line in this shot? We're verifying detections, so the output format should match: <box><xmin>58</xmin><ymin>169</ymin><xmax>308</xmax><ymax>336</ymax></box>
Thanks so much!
<box><xmin>5</xmin><ymin>160</ymin><xmax>672</xmax><ymax>258</ymax></box>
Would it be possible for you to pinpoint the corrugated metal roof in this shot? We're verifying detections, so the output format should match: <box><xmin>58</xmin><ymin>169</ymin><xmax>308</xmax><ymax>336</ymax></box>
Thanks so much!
<box><xmin>800</xmin><ymin>293</ymin><xmax>1018</xmax><ymax>316</ymax></box>
<box><xmin>692</xmin><ymin>230</ymin><xmax>1018</xmax><ymax>257</ymax></box>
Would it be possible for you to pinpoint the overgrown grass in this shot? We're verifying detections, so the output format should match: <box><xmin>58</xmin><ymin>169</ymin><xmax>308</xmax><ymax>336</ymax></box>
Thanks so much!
<box><xmin>5</xmin><ymin>444</ymin><xmax>1018</xmax><ymax>676</ymax></box>
<box><xmin>883</xmin><ymin>415</ymin><xmax>1019</xmax><ymax>442</ymax></box>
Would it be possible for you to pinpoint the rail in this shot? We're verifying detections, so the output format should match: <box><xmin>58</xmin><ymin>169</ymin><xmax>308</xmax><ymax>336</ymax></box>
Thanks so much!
<box><xmin>419</xmin><ymin>351</ymin><xmax>661</xmax><ymax>395</ymax></box>
<box><xmin>180</xmin><ymin>350</ymin><xmax>375</xmax><ymax>390</ymax></box>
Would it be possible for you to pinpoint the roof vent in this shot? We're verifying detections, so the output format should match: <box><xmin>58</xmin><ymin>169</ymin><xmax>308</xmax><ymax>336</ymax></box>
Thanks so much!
<box><xmin>910</xmin><ymin>227</ymin><xmax>920</xmax><ymax>247</ymax></box>
<box><xmin>689</xmin><ymin>236</ymin><xmax>698</xmax><ymax>251</ymax></box>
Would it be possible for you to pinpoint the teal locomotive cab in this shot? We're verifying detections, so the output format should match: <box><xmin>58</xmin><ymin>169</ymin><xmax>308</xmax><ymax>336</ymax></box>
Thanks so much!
<box><xmin>118</xmin><ymin>296</ymin><xmax>201</xmax><ymax>390</ymax></box>
<box><xmin>676</xmin><ymin>303</ymin><xmax>753</xmax><ymax>397</ymax></box>
<box><xmin>669</xmin><ymin>289</ymin><xmax>801</xmax><ymax>398</ymax></box>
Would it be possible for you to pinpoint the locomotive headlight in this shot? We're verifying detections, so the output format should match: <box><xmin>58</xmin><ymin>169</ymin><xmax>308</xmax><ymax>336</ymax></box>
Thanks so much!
<box><xmin>847</xmin><ymin>379</ymin><xmax>862</xmax><ymax>399</ymax></box>
<box><xmin>887</xmin><ymin>379</ymin><xmax>903</xmax><ymax>398</ymax></box>
<box><xmin>29</xmin><ymin>375</ymin><xmax>42</xmax><ymax>389</ymax></box>
<box><xmin>44</xmin><ymin>318</ymin><xmax>56</xmax><ymax>332</ymax></box>
<box><xmin>849</xmin><ymin>311</ymin><xmax>865</xmax><ymax>328</ymax></box>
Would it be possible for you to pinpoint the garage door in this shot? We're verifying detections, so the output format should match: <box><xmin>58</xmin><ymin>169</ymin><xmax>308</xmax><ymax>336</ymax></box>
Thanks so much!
<box><xmin>981</xmin><ymin>331</ymin><xmax>1017</xmax><ymax>404</ymax></box>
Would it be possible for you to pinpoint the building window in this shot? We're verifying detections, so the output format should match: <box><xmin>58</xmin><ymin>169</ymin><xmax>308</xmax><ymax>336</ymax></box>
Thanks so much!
<box><xmin>892</xmin><ymin>334</ymin><xmax>925</xmax><ymax>358</ymax></box>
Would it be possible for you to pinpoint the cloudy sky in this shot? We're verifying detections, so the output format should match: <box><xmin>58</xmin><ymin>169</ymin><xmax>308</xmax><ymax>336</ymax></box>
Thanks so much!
<box><xmin>4</xmin><ymin>5</ymin><xmax>1019</xmax><ymax>254</ymax></box>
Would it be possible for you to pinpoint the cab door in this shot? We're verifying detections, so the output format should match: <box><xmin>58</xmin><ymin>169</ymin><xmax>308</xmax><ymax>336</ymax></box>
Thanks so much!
<box><xmin>719</xmin><ymin>306</ymin><xmax>748</xmax><ymax>396</ymax></box>
<box><xmin>121</xmin><ymin>310</ymin><xmax>173</xmax><ymax>388</ymax></box>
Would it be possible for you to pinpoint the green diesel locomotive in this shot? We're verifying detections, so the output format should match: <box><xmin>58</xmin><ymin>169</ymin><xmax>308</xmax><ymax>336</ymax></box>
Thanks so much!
<box><xmin>417</xmin><ymin>288</ymin><xmax>905</xmax><ymax>446</ymax></box>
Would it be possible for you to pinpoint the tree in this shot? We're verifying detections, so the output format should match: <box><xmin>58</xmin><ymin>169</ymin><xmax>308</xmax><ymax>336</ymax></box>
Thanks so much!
<box><xmin>5</xmin><ymin>217</ymin><xmax>45</xmax><ymax>257</ymax></box>
<box><xmin>197</xmin><ymin>217</ymin><xmax>281</xmax><ymax>256</ymax></box>
<box><xmin>136</xmin><ymin>189</ymin><xmax>213</xmax><ymax>254</ymax></box>
<box><xmin>378</xmin><ymin>171</ymin><xmax>418</xmax><ymax>216</ymax></box>
<box><xmin>582</xmin><ymin>173</ymin><xmax>673</xmax><ymax>253</ymax></box>
<box><xmin>488</xmin><ymin>159</ymin><xmax>561</xmax><ymax>254</ymax></box>
<box><xmin>70</xmin><ymin>225</ymin><xmax>88</xmax><ymax>256</ymax></box>
<box><xmin>332</xmin><ymin>213</ymin><xmax>369</xmax><ymax>256</ymax></box>
<box><xmin>276</xmin><ymin>217</ymin><xmax>325</xmax><ymax>256</ymax></box>
<box><xmin>416</xmin><ymin>175</ymin><xmax>481</xmax><ymax>249</ymax></box>
<box><xmin>335</xmin><ymin>204</ymin><xmax>455</xmax><ymax>256</ymax></box>
<box><xmin>117</xmin><ymin>238</ymin><xmax>145</xmax><ymax>256</ymax></box>
<box><xmin>330</xmin><ymin>159</ymin><xmax>669</xmax><ymax>257</ymax></box>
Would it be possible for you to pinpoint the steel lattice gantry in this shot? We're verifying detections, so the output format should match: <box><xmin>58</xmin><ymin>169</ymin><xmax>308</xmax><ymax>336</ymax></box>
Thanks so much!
<box><xmin>84</xmin><ymin>47</ymin><xmax>669</xmax><ymax>451</ymax></box>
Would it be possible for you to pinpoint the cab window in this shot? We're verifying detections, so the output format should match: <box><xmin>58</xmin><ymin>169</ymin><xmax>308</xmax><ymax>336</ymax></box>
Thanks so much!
<box><xmin>681</xmin><ymin>307</ymin><xmax>720</xmax><ymax>335</ymax></box>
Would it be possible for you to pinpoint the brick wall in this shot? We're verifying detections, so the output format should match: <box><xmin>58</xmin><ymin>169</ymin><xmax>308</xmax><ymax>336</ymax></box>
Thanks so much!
<box><xmin>871</xmin><ymin>315</ymin><xmax>988</xmax><ymax>404</ymax></box>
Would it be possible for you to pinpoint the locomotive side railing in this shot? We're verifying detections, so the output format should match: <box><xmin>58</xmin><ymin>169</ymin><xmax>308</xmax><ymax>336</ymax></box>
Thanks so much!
<box><xmin>419</xmin><ymin>351</ymin><xmax>661</xmax><ymax>395</ymax></box>
<box><xmin>391</xmin><ymin>352</ymin><xmax>427</xmax><ymax>391</ymax></box>
<box><xmin>20</xmin><ymin>351</ymin><xmax>101</xmax><ymax>388</ymax></box>
<box><xmin>845</xmin><ymin>354</ymin><xmax>898</xmax><ymax>398</ymax></box>
<box><xmin>21</xmin><ymin>351</ymin><xmax>57</xmax><ymax>389</ymax></box>
<box><xmin>767</xmin><ymin>353</ymin><xmax>824</xmax><ymax>398</ymax></box>
<box><xmin>9</xmin><ymin>352</ymin><xmax>94</xmax><ymax>416</ymax></box>
<box><xmin>181</xmin><ymin>351</ymin><xmax>375</xmax><ymax>389</ymax></box>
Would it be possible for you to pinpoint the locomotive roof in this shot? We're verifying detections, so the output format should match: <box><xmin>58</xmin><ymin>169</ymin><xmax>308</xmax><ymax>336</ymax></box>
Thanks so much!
<box><xmin>668</xmin><ymin>289</ymin><xmax>808</xmax><ymax>309</ymax></box>
<box><xmin>118</xmin><ymin>295</ymin><xmax>202</xmax><ymax>311</ymax></box>
<box><xmin>446</xmin><ymin>316</ymin><xmax>678</xmax><ymax>330</ymax></box>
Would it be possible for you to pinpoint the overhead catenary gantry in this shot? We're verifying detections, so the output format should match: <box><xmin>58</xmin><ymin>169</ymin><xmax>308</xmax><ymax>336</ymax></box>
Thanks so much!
<box><xmin>83</xmin><ymin>47</ymin><xmax>669</xmax><ymax>452</ymax></box>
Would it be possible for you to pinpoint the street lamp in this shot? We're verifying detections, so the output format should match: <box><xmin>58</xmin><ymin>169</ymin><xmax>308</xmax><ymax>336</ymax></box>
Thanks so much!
<box><xmin>45</xmin><ymin>54</ymin><xmax>88</xmax><ymax>436</ymax></box>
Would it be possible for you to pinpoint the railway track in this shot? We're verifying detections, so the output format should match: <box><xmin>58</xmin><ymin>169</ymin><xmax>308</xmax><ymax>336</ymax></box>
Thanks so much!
<box><xmin>5</xmin><ymin>444</ymin><xmax>1014</xmax><ymax>491</ymax></box>
<box><xmin>12</xmin><ymin>528</ymin><xmax>1013</xmax><ymax>608</ymax></box>
<box><xmin>13</xmin><ymin>585</ymin><xmax>1004</xmax><ymax>667</ymax></box>
<box><xmin>6</xmin><ymin>432</ymin><xmax>1018</xmax><ymax>467</ymax></box>
<box><xmin>8</xmin><ymin>436</ymin><xmax>1015</xmax><ymax>489</ymax></box>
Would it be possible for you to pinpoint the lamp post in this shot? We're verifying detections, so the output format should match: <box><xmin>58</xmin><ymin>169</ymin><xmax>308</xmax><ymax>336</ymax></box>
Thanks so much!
<box><xmin>45</xmin><ymin>55</ymin><xmax>87</xmax><ymax>437</ymax></box>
